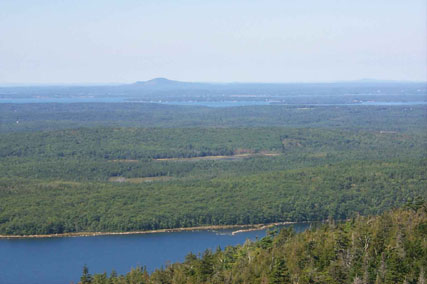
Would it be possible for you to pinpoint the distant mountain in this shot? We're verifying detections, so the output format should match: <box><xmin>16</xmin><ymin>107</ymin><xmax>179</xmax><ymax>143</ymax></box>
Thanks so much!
<box><xmin>129</xmin><ymin>78</ymin><xmax>426</xmax><ymax>88</ymax></box>
<box><xmin>130</xmin><ymin>78</ymin><xmax>207</xmax><ymax>90</ymax></box>
<box><xmin>1</xmin><ymin>77</ymin><xmax>425</xmax><ymax>99</ymax></box>
<box><xmin>134</xmin><ymin>78</ymin><xmax>182</xmax><ymax>86</ymax></box>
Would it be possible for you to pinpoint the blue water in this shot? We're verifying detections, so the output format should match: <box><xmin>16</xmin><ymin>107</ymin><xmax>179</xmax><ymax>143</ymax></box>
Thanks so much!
<box><xmin>158</xmin><ymin>101</ymin><xmax>427</xmax><ymax>107</ymax></box>
<box><xmin>357</xmin><ymin>101</ymin><xmax>426</xmax><ymax>106</ymax></box>
<box><xmin>0</xmin><ymin>97</ymin><xmax>129</xmax><ymax>104</ymax></box>
<box><xmin>285</xmin><ymin>101</ymin><xmax>427</xmax><ymax>106</ymax></box>
<box><xmin>160</xmin><ymin>101</ymin><xmax>272</xmax><ymax>107</ymax></box>
<box><xmin>0</xmin><ymin>98</ymin><xmax>271</xmax><ymax>107</ymax></box>
<box><xmin>0</xmin><ymin>97</ymin><xmax>425</xmax><ymax>107</ymax></box>
<box><xmin>0</xmin><ymin>223</ymin><xmax>310</xmax><ymax>284</ymax></box>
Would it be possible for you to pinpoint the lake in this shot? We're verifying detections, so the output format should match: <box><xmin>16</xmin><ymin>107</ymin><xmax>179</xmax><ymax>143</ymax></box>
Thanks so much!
<box><xmin>0</xmin><ymin>223</ymin><xmax>310</xmax><ymax>284</ymax></box>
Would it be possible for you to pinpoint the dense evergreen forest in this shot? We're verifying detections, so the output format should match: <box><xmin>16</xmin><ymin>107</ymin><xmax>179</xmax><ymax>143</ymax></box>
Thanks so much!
<box><xmin>0</xmin><ymin>97</ymin><xmax>426</xmax><ymax>237</ymax></box>
<box><xmin>0</xmin><ymin>125</ymin><xmax>425</xmax><ymax>235</ymax></box>
<box><xmin>79</xmin><ymin>203</ymin><xmax>426</xmax><ymax>284</ymax></box>
<box><xmin>1</xmin><ymin>104</ymin><xmax>426</xmax><ymax>133</ymax></box>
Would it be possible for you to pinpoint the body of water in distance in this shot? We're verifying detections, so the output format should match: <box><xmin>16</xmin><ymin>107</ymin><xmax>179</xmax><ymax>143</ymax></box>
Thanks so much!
<box><xmin>0</xmin><ymin>97</ymin><xmax>425</xmax><ymax>107</ymax></box>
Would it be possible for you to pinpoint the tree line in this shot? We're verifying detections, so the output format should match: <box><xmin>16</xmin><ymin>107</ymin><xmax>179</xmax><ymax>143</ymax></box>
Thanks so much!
<box><xmin>79</xmin><ymin>202</ymin><xmax>426</xmax><ymax>284</ymax></box>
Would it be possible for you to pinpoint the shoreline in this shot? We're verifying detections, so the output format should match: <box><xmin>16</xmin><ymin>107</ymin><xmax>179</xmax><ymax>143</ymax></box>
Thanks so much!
<box><xmin>0</xmin><ymin>221</ymin><xmax>298</xmax><ymax>239</ymax></box>
<box><xmin>230</xmin><ymin>221</ymin><xmax>296</xmax><ymax>235</ymax></box>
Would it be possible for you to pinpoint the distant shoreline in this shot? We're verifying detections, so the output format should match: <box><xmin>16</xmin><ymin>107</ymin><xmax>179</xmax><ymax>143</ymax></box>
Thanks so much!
<box><xmin>0</xmin><ymin>221</ymin><xmax>298</xmax><ymax>239</ymax></box>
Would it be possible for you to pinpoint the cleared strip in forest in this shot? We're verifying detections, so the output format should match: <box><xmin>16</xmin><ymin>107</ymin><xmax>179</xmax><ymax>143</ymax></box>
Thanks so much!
<box><xmin>154</xmin><ymin>152</ymin><xmax>280</xmax><ymax>162</ymax></box>
<box><xmin>108</xmin><ymin>176</ymin><xmax>174</xmax><ymax>183</ymax></box>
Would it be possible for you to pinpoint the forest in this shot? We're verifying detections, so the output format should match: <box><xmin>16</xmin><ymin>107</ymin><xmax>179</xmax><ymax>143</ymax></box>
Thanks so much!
<box><xmin>0</xmin><ymin>126</ymin><xmax>425</xmax><ymax>235</ymax></box>
<box><xmin>79</xmin><ymin>202</ymin><xmax>426</xmax><ymax>284</ymax></box>
<box><xmin>1</xmin><ymin>104</ymin><xmax>426</xmax><ymax>133</ymax></box>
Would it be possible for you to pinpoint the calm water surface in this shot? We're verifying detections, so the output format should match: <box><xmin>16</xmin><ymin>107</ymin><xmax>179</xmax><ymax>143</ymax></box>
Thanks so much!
<box><xmin>0</xmin><ymin>97</ymin><xmax>129</xmax><ymax>104</ymax></box>
<box><xmin>0</xmin><ymin>223</ymin><xmax>310</xmax><ymax>284</ymax></box>
<box><xmin>0</xmin><ymin>97</ymin><xmax>425</xmax><ymax>107</ymax></box>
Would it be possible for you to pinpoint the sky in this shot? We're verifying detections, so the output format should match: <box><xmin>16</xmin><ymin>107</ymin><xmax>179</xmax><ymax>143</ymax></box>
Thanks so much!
<box><xmin>0</xmin><ymin>0</ymin><xmax>426</xmax><ymax>84</ymax></box>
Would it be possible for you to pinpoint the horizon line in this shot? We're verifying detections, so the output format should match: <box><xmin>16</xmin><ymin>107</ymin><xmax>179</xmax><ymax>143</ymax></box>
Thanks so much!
<box><xmin>0</xmin><ymin>78</ymin><xmax>426</xmax><ymax>87</ymax></box>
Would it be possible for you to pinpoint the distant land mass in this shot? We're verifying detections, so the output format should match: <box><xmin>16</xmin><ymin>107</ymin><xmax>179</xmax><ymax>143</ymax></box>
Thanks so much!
<box><xmin>0</xmin><ymin>78</ymin><xmax>425</xmax><ymax>102</ymax></box>
<box><xmin>129</xmin><ymin>77</ymin><xmax>209</xmax><ymax>90</ymax></box>
<box><xmin>131</xmin><ymin>77</ymin><xmax>425</xmax><ymax>86</ymax></box>
<box><xmin>0</xmin><ymin>78</ymin><xmax>425</xmax><ymax>88</ymax></box>
<box><xmin>134</xmin><ymin>78</ymin><xmax>183</xmax><ymax>86</ymax></box>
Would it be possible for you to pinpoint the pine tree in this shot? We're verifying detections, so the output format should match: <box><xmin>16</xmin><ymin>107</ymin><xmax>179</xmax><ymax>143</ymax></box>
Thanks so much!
<box><xmin>269</xmin><ymin>258</ymin><xmax>291</xmax><ymax>284</ymax></box>
<box><xmin>80</xmin><ymin>265</ymin><xmax>92</xmax><ymax>284</ymax></box>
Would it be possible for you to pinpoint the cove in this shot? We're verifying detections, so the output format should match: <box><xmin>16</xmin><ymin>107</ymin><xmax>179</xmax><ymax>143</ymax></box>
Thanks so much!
<box><xmin>0</xmin><ymin>223</ymin><xmax>310</xmax><ymax>284</ymax></box>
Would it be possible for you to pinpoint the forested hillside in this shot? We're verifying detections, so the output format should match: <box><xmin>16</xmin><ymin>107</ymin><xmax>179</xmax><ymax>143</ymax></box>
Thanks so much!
<box><xmin>0</xmin><ymin>127</ymin><xmax>425</xmax><ymax>235</ymax></box>
<box><xmin>1</xmin><ymin>127</ymin><xmax>425</xmax><ymax>181</ymax></box>
<box><xmin>80</xmin><ymin>203</ymin><xmax>427</xmax><ymax>284</ymax></box>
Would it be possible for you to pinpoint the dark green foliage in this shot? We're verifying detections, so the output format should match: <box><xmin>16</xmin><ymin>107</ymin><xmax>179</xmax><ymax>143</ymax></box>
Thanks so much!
<box><xmin>269</xmin><ymin>258</ymin><xmax>291</xmax><ymax>284</ymax></box>
<box><xmin>0</xmin><ymin>127</ymin><xmax>425</xmax><ymax>181</ymax></box>
<box><xmin>81</xmin><ymin>265</ymin><xmax>92</xmax><ymax>284</ymax></box>
<box><xmin>1</xmin><ymin>104</ymin><xmax>426</xmax><ymax>133</ymax></box>
<box><xmin>0</xmin><ymin>126</ymin><xmax>425</xmax><ymax>235</ymax></box>
<box><xmin>82</xmin><ymin>206</ymin><xmax>427</xmax><ymax>284</ymax></box>
<box><xmin>0</xmin><ymin>160</ymin><xmax>425</xmax><ymax>235</ymax></box>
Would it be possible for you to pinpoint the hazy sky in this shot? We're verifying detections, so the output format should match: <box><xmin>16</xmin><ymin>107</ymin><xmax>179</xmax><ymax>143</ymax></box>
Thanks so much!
<box><xmin>0</xmin><ymin>0</ymin><xmax>426</xmax><ymax>84</ymax></box>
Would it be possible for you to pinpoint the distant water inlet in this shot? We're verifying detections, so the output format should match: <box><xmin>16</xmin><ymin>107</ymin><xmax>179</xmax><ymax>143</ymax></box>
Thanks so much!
<box><xmin>0</xmin><ymin>223</ymin><xmax>311</xmax><ymax>284</ymax></box>
<box><xmin>0</xmin><ymin>97</ymin><xmax>426</xmax><ymax>107</ymax></box>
